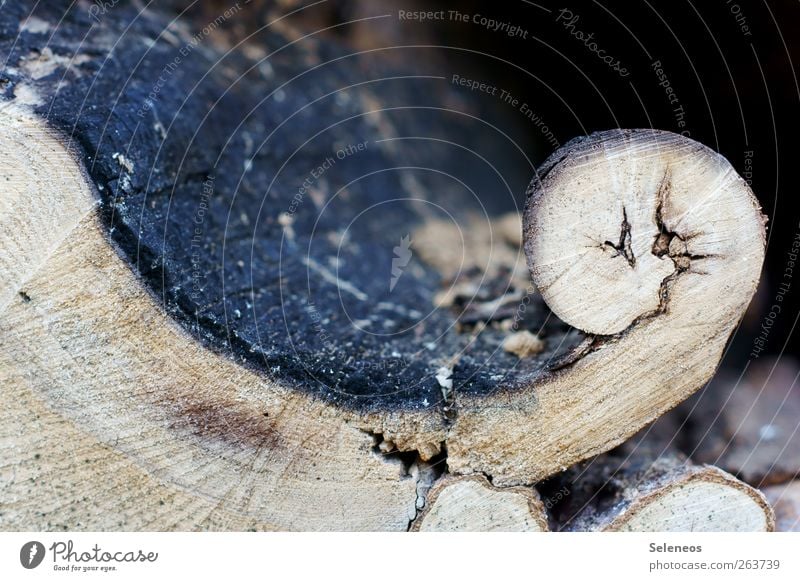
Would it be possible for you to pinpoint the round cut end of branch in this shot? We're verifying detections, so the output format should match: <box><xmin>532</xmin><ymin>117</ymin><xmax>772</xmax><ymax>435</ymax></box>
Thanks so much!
<box><xmin>524</xmin><ymin>129</ymin><xmax>766</xmax><ymax>336</ymax></box>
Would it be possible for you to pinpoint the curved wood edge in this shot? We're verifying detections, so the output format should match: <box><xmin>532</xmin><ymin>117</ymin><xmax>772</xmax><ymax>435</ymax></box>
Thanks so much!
<box><xmin>0</xmin><ymin>104</ymin><xmax>430</xmax><ymax>531</ymax></box>
<box><xmin>605</xmin><ymin>465</ymin><xmax>775</xmax><ymax>532</ymax></box>
<box><xmin>409</xmin><ymin>474</ymin><xmax>548</xmax><ymax>532</ymax></box>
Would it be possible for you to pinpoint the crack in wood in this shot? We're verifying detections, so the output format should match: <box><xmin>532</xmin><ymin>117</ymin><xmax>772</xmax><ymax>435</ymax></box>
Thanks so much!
<box><xmin>604</xmin><ymin>206</ymin><xmax>636</xmax><ymax>267</ymax></box>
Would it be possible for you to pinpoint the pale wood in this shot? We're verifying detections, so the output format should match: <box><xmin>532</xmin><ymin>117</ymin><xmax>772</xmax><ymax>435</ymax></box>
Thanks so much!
<box><xmin>502</xmin><ymin>331</ymin><xmax>545</xmax><ymax>358</ymax></box>
<box><xmin>414</xmin><ymin>212</ymin><xmax>529</xmax><ymax>289</ymax></box>
<box><xmin>0</xmin><ymin>105</ymin><xmax>428</xmax><ymax>531</ymax></box>
<box><xmin>545</xmin><ymin>415</ymin><xmax>776</xmax><ymax>532</ymax></box>
<box><xmin>410</xmin><ymin>475</ymin><xmax>548</xmax><ymax>532</ymax></box>
<box><xmin>606</xmin><ymin>464</ymin><xmax>774</xmax><ymax>532</ymax></box>
<box><xmin>446</xmin><ymin>129</ymin><xmax>766</xmax><ymax>485</ymax></box>
<box><xmin>555</xmin><ymin>451</ymin><xmax>774</xmax><ymax>532</ymax></box>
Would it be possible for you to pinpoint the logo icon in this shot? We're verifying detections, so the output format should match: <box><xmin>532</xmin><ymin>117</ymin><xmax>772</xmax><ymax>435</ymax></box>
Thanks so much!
<box><xmin>390</xmin><ymin>235</ymin><xmax>413</xmax><ymax>292</ymax></box>
<box><xmin>20</xmin><ymin>541</ymin><xmax>45</xmax><ymax>569</ymax></box>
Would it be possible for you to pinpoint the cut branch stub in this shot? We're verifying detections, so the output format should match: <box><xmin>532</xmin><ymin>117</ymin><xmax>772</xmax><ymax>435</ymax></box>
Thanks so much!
<box><xmin>524</xmin><ymin>129</ymin><xmax>765</xmax><ymax>337</ymax></box>
<box><xmin>546</xmin><ymin>423</ymin><xmax>775</xmax><ymax>532</ymax></box>
<box><xmin>562</xmin><ymin>457</ymin><xmax>774</xmax><ymax>532</ymax></box>
<box><xmin>447</xmin><ymin>129</ymin><xmax>766</xmax><ymax>484</ymax></box>
<box><xmin>410</xmin><ymin>475</ymin><xmax>548</xmax><ymax>532</ymax></box>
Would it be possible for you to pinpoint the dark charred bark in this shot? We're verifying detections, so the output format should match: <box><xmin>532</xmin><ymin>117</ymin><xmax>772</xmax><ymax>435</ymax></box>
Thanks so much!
<box><xmin>0</xmin><ymin>0</ymin><xmax>573</xmax><ymax>415</ymax></box>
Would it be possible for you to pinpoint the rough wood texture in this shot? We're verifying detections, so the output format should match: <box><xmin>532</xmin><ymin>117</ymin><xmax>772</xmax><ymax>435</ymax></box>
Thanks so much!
<box><xmin>683</xmin><ymin>357</ymin><xmax>800</xmax><ymax>487</ymax></box>
<box><xmin>0</xmin><ymin>105</ymin><xmax>431</xmax><ymax>530</ymax></box>
<box><xmin>0</xmin><ymin>2</ymin><xmax>768</xmax><ymax>530</ymax></box>
<box><xmin>410</xmin><ymin>475</ymin><xmax>548</xmax><ymax>532</ymax></box>
<box><xmin>762</xmin><ymin>481</ymin><xmax>800</xmax><ymax>532</ymax></box>
<box><xmin>548</xmin><ymin>445</ymin><xmax>774</xmax><ymax>532</ymax></box>
<box><xmin>448</xmin><ymin>129</ymin><xmax>766</xmax><ymax>484</ymax></box>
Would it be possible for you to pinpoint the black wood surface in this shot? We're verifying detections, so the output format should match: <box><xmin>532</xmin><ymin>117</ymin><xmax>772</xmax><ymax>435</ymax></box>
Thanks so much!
<box><xmin>1</xmin><ymin>1</ymin><xmax>580</xmax><ymax>412</ymax></box>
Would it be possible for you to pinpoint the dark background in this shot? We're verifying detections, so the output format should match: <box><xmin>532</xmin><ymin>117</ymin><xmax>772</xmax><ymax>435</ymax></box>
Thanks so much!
<box><xmin>445</xmin><ymin>0</ymin><xmax>800</xmax><ymax>369</ymax></box>
<box><xmin>179</xmin><ymin>0</ymin><xmax>800</xmax><ymax>369</ymax></box>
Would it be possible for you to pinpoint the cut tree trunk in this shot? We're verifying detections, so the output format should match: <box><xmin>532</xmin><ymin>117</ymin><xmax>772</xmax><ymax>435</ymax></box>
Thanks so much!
<box><xmin>569</xmin><ymin>459</ymin><xmax>774</xmax><ymax>532</ymax></box>
<box><xmin>0</xmin><ymin>2</ymin><xmax>766</xmax><ymax>530</ymax></box>
<box><xmin>410</xmin><ymin>475</ymin><xmax>548</xmax><ymax>532</ymax></box>
<box><xmin>545</xmin><ymin>427</ymin><xmax>775</xmax><ymax>532</ymax></box>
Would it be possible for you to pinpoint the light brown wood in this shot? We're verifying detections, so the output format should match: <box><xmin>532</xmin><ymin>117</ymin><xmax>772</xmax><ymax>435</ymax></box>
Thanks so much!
<box><xmin>553</xmin><ymin>451</ymin><xmax>774</xmax><ymax>532</ymax></box>
<box><xmin>502</xmin><ymin>331</ymin><xmax>546</xmax><ymax>358</ymax></box>
<box><xmin>410</xmin><ymin>475</ymin><xmax>548</xmax><ymax>532</ymax></box>
<box><xmin>446</xmin><ymin>129</ymin><xmax>766</xmax><ymax>484</ymax></box>
<box><xmin>606</xmin><ymin>464</ymin><xmax>775</xmax><ymax>532</ymax></box>
<box><xmin>0</xmin><ymin>105</ymin><xmax>430</xmax><ymax>531</ymax></box>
